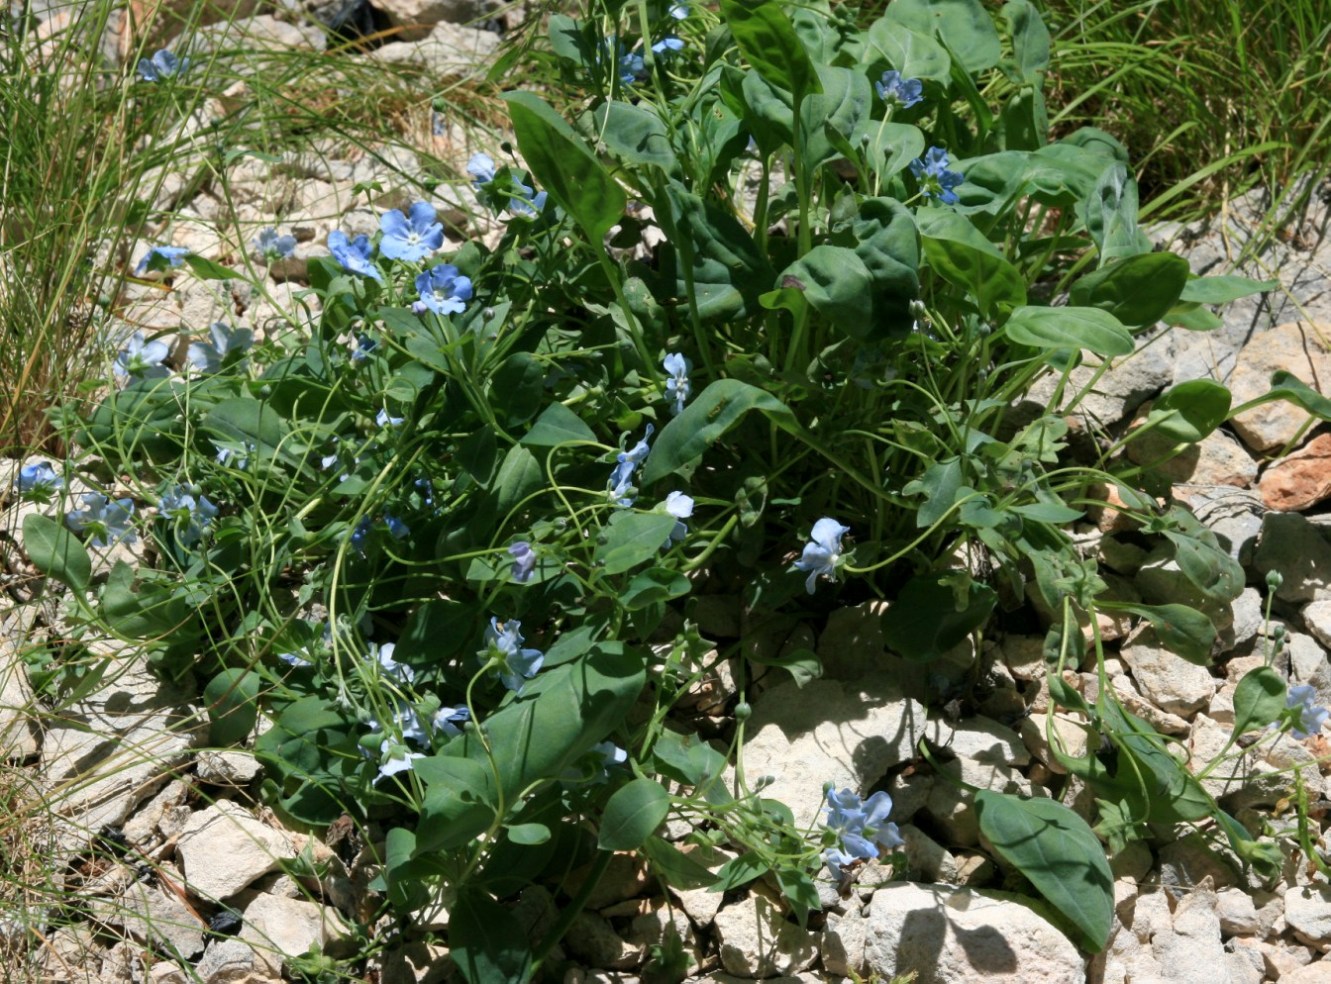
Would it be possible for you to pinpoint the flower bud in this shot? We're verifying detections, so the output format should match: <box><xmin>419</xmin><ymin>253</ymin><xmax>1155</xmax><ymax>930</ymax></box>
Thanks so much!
<box><xmin>1266</xmin><ymin>570</ymin><xmax>1284</xmax><ymax>591</ymax></box>
<box><xmin>734</xmin><ymin>700</ymin><xmax>752</xmax><ymax>721</ymax></box>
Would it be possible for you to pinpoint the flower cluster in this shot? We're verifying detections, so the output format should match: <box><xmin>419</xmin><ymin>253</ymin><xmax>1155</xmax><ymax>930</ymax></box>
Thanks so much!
<box><xmin>608</xmin><ymin>426</ymin><xmax>654</xmax><ymax>506</ymax></box>
<box><xmin>188</xmin><ymin>322</ymin><xmax>252</xmax><ymax>374</ymax></box>
<box><xmin>663</xmin><ymin>352</ymin><xmax>691</xmax><ymax>415</ymax></box>
<box><xmin>17</xmin><ymin>461</ymin><xmax>62</xmax><ymax>496</ymax></box>
<box><xmin>793</xmin><ymin>518</ymin><xmax>850</xmax><ymax>594</ymax></box>
<box><xmin>135</xmin><ymin>245</ymin><xmax>189</xmax><ymax>277</ymax></box>
<box><xmin>158</xmin><ymin>485</ymin><xmax>218</xmax><ymax>547</ymax></box>
<box><xmin>822</xmin><ymin>787</ymin><xmax>903</xmax><ymax>879</ymax></box>
<box><xmin>509</xmin><ymin>541</ymin><xmax>537</xmax><ymax>583</ymax></box>
<box><xmin>66</xmin><ymin>493</ymin><xmax>137</xmax><ymax>548</ymax></box>
<box><xmin>467</xmin><ymin>153</ymin><xmax>548</xmax><ymax>217</ymax></box>
<box><xmin>876</xmin><ymin>70</ymin><xmax>923</xmax><ymax>109</ymax></box>
<box><xmin>253</xmin><ymin>227</ymin><xmax>296</xmax><ymax>261</ymax></box>
<box><xmin>910</xmin><ymin>146</ymin><xmax>964</xmax><ymax>205</ymax></box>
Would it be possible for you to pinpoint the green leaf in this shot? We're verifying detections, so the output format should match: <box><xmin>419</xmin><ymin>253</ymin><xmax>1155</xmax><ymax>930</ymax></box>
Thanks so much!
<box><xmin>747</xmin><ymin>646</ymin><xmax>822</xmax><ymax>687</ymax></box>
<box><xmin>1067</xmin><ymin>252</ymin><xmax>1191</xmax><ymax>328</ymax></box>
<box><xmin>591</xmin><ymin>102</ymin><xmax>678</xmax><ymax>172</ymax></box>
<box><xmin>975</xmin><ymin>789</ymin><xmax>1114</xmax><ymax>952</ymax></box>
<box><xmin>1178</xmin><ymin>274</ymin><xmax>1279</xmax><ymax>305</ymax></box>
<box><xmin>505</xmin><ymin>91</ymin><xmax>625</xmax><ymax>239</ymax></box>
<box><xmin>1114</xmin><ymin>605</ymin><xmax>1216</xmax><ymax>665</ymax></box>
<box><xmin>595</xmin><ymin>513</ymin><xmax>681</xmax><ymax>576</ymax></box>
<box><xmin>100</xmin><ymin>562</ymin><xmax>190</xmax><ymax>639</ymax></box>
<box><xmin>867</xmin><ymin>16</ymin><xmax>950</xmax><ymax>82</ymax></box>
<box><xmin>183</xmin><ymin>254</ymin><xmax>240</xmax><ymax>280</ymax></box>
<box><xmin>916</xmin><ymin>209</ymin><xmax>1026</xmax><ymax>320</ymax></box>
<box><xmin>599</xmin><ymin>778</ymin><xmax>671</xmax><ymax>850</ymax></box>
<box><xmin>1235</xmin><ymin>370</ymin><xmax>1331</xmax><ymax>423</ymax></box>
<box><xmin>506</xmin><ymin>823</ymin><xmax>551</xmax><ymax>846</ymax></box>
<box><xmin>718</xmin><ymin>0</ymin><xmax>820</xmax><ymax>99</ymax></box>
<box><xmin>765</xmin><ymin>246</ymin><xmax>874</xmax><ymax>337</ymax></box>
<box><xmin>662</xmin><ymin>182</ymin><xmax>774</xmax><ymax>321</ymax></box>
<box><xmin>1003</xmin><ymin>0</ymin><xmax>1050</xmax><ymax>82</ymax></box>
<box><xmin>622</xmin><ymin>567</ymin><xmax>692</xmax><ymax>609</ymax></box>
<box><xmin>415</xmin><ymin>757</ymin><xmax>499</xmax><ymax>853</ymax></box>
<box><xmin>1002</xmin><ymin>306</ymin><xmax>1133</xmax><ymax>357</ymax></box>
<box><xmin>451</xmin><ymin>888</ymin><xmax>533</xmax><ymax>984</ymax></box>
<box><xmin>653</xmin><ymin>730</ymin><xmax>728</xmax><ymax>787</ymax></box>
<box><xmin>712</xmin><ymin>851</ymin><xmax>769</xmax><ymax>892</ymax></box>
<box><xmin>1083</xmin><ymin>162</ymin><xmax>1147</xmax><ymax>264</ymax></box>
<box><xmin>204</xmin><ymin>669</ymin><xmax>261</xmax><ymax>746</ymax></box>
<box><xmin>492</xmin><ymin>445</ymin><xmax>543</xmax><ymax>523</ymax></box>
<box><xmin>1147</xmin><ymin>380</ymin><xmax>1232</xmax><ymax>443</ymax></box>
<box><xmin>882</xmin><ymin>574</ymin><xmax>996</xmax><ymax>659</ymax></box>
<box><xmin>903</xmin><ymin>458</ymin><xmax>963</xmax><ymax>528</ymax></box>
<box><xmin>1233</xmin><ymin>666</ymin><xmax>1286</xmax><ymax>736</ymax></box>
<box><xmin>774</xmin><ymin>866</ymin><xmax>821</xmax><ymax>926</ymax></box>
<box><xmin>22</xmin><ymin>513</ymin><xmax>91</xmax><ymax>592</ymax></box>
<box><xmin>521</xmin><ymin>402</ymin><xmax>597</xmax><ymax>447</ymax></box>
<box><xmin>642</xmin><ymin>836</ymin><xmax>720</xmax><ymax>890</ymax></box>
<box><xmin>800</xmin><ymin>66</ymin><xmax>871</xmax><ymax>171</ymax></box>
<box><xmin>641</xmin><ymin>379</ymin><xmax>796</xmax><ymax>485</ymax></box>
<box><xmin>890</xmin><ymin>0</ymin><xmax>1001</xmax><ymax>73</ymax></box>
<box><xmin>202</xmin><ymin>398</ymin><xmax>292</xmax><ymax>463</ymax></box>
<box><xmin>488</xmin><ymin>353</ymin><xmax>545</xmax><ymax>426</ymax></box>
<box><xmin>1163</xmin><ymin>526</ymin><xmax>1244</xmax><ymax>601</ymax></box>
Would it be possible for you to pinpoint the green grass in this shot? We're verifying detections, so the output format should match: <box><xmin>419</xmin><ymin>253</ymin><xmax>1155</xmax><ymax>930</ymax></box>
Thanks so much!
<box><xmin>1039</xmin><ymin>0</ymin><xmax>1331</xmax><ymax>229</ymax></box>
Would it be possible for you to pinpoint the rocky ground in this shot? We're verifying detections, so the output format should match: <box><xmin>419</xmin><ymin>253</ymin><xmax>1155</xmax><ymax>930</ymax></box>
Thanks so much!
<box><xmin>5</xmin><ymin>3</ymin><xmax>1331</xmax><ymax>982</ymax></box>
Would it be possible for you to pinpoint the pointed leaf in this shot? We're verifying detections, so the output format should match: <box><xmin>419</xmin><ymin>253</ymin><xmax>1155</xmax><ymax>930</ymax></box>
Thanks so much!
<box><xmin>599</xmin><ymin>778</ymin><xmax>671</xmax><ymax>850</ymax></box>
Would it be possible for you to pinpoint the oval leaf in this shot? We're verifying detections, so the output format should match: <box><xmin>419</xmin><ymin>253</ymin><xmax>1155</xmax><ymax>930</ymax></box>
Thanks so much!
<box><xmin>1233</xmin><ymin>666</ymin><xmax>1286</xmax><ymax>736</ymax></box>
<box><xmin>599</xmin><ymin>778</ymin><xmax>671</xmax><ymax>851</ymax></box>
<box><xmin>1002</xmin><ymin>305</ymin><xmax>1133</xmax><ymax>357</ymax></box>
<box><xmin>1148</xmin><ymin>379</ymin><xmax>1232</xmax><ymax>443</ymax></box>
<box><xmin>718</xmin><ymin>0</ymin><xmax>819</xmax><ymax>99</ymax></box>
<box><xmin>23</xmin><ymin>513</ymin><xmax>91</xmax><ymax>592</ymax></box>
<box><xmin>975</xmin><ymin>789</ymin><xmax>1114</xmax><ymax>952</ymax></box>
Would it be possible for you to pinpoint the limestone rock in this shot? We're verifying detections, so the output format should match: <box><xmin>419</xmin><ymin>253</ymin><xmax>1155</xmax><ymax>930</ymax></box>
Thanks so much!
<box><xmin>1284</xmin><ymin>886</ymin><xmax>1331</xmax><ymax>949</ymax></box>
<box><xmin>1229</xmin><ymin>322</ymin><xmax>1331</xmax><ymax>452</ymax></box>
<box><xmin>737</xmin><ymin>675</ymin><xmax>925</xmax><ymax>830</ymax></box>
<box><xmin>624</xmin><ymin>898</ymin><xmax>703</xmax><ymax>976</ymax></box>
<box><xmin>89</xmin><ymin>872</ymin><xmax>206</xmax><ymax>960</ymax></box>
<box><xmin>816</xmin><ymin>601</ymin><xmax>889</xmax><ymax>680</ymax></box>
<box><xmin>1278</xmin><ymin>959</ymin><xmax>1331</xmax><ymax>984</ymax></box>
<box><xmin>1126</xmin><ymin>420</ymin><xmax>1258</xmax><ymax>488</ymax></box>
<box><xmin>367</xmin><ymin>0</ymin><xmax>497</xmax><ymax>40</ymax></box>
<box><xmin>862</xmin><ymin>882</ymin><xmax>1083</xmax><ymax>984</ymax></box>
<box><xmin>712</xmin><ymin>890</ymin><xmax>819</xmax><ymax>978</ymax></box>
<box><xmin>177</xmin><ymin>801</ymin><xmax>296</xmax><ymax>901</ymax></box>
<box><xmin>196</xmin><ymin>750</ymin><xmax>262</xmax><ymax>786</ymax></box>
<box><xmin>820</xmin><ymin>904</ymin><xmax>868</xmax><ymax>978</ymax></box>
<box><xmin>1120</xmin><ymin>626</ymin><xmax>1216</xmax><ymax>717</ymax></box>
<box><xmin>1261</xmin><ymin>432</ymin><xmax>1331</xmax><ymax>511</ymax></box>
<box><xmin>367</xmin><ymin>20</ymin><xmax>500</xmax><ymax>71</ymax></box>
<box><xmin>1253</xmin><ymin>512</ymin><xmax>1331</xmax><ymax>603</ymax></box>
<box><xmin>1152</xmin><ymin>880</ymin><xmax>1226</xmax><ymax>984</ymax></box>
<box><xmin>563</xmin><ymin>912</ymin><xmax>643</xmax><ymax>971</ymax></box>
<box><xmin>239</xmin><ymin>894</ymin><xmax>349</xmax><ymax>974</ymax></box>
<box><xmin>194</xmin><ymin>938</ymin><xmax>263</xmax><ymax>984</ymax></box>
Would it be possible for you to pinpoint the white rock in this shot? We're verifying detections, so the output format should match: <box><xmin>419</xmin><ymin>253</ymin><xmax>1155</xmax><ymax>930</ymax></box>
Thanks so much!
<box><xmin>736</xmin><ymin>675</ymin><xmax>924</xmax><ymax>830</ymax></box>
<box><xmin>196</xmin><ymin>750</ymin><xmax>262</xmax><ymax>786</ymax></box>
<box><xmin>177</xmin><ymin>801</ymin><xmax>296</xmax><ymax>901</ymax></box>
<box><xmin>1120</xmin><ymin>625</ymin><xmax>1217</xmax><ymax>717</ymax></box>
<box><xmin>41</xmin><ymin>660</ymin><xmax>201</xmax><ymax>855</ymax></box>
<box><xmin>367</xmin><ymin>21</ymin><xmax>500</xmax><ymax>73</ymax></box>
<box><xmin>90</xmin><ymin>873</ymin><xmax>206</xmax><ymax>960</ymax></box>
<box><xmin>821</xmin><ymin>904</ymin><xmax>867</xmax><ymax>978</ymax></box>
<box><xmin>194</xmin><ymin>938</ymin><xmax>262</xmax><ymax>983</ymax></box>
<box><xmin>926</xmin><ymin>715</ymin><xmax>1029</xmax><ymax>766</ymax></box>
<box><xmin>1303</xmin><ymin>599</ymin><xmax>1331</xmax><ymax>649</ymax></box>
<box><xmin>624</xmin><ymin>898</ymin><xmax>703</xmax><ymax>976</ymax></box>
<box><xmin>240</xmin><ymin>893</ymin><xmax>348</xmax><ymax>974</ymax></box>
<box><xmin>367</xmin><ymin>0</ymin><xmax>497</xmax><ymax>41</ymax></box>
<box><xmin>1020</xmin><ymin>713</ymin><xmax>1091</xmax><ymax>774</ymax></box>
<box><xmin>1277</xmin><ymin>960</ymin><xmax>1331</xmax><ymax>984</ymax></box>
<box><xmin>563</xmin><ymin>911</ymin><xmax>643</xmax><ymax>971</ymax></box>
<box><xmin>1284</xmin><ymin>886</ymin><xmax>1331</xmax><ymax>949</ymax></box>
<box><xmin>0</xmin><ymin>636</ymin><xmax>37</xmax><ymax>760</ymax></box>
<box><xmin>863</xmin><ymin>882</ymin><xmax>1083</xmax><ymax>983</ymax></box>
<box><xmin>816</xmin><ymin>601</ymin><xmax>887</xmax><ymax>679</ymax></box>
<box><xmin>925</xmin><ymin>757</ymin><xmax>1038</xmax><ymax>846</ymax></box>
<box><xmin>1152</xmin><ymin>881</ymin><xmax>1225</xmax><ymax>984</ymax></box>
<box><xmin>712</xmin><ymin>890</ymin><xmax>819</xmax><ymax>978</ymax></box>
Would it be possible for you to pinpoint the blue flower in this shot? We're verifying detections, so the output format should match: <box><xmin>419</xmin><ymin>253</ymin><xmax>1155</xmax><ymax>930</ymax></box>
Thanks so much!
<box><xmin>793</xmin><ymin>517</ymin><xmax>850</xmax><ymax>594</ymax></box>
<box><xmin>277</xmin><ymin>650</ymin><xmax>313</xmax><ymax>669</ymax></box>
<box><xmin>187</xmin><ymin>321</ymin><xmax>253</xmax><ymax>373</ymax></box>
<box><xmin>253</xmin><ymin>227</ymin><xmax>296</xmax><ymax>260</ymax></box>
<box><xmin>371</xmin><ymin>641</ymin><xmax>415</xmax><ymax>685</ymax></box>
<box><xmin>350</xmin><ymin>517</ymin><xmax>372</xmax><ymax>555</ymax></box>
<box><xmin>508</xmin><ymin>182</ymin><xmax>548</xmax><ymax>218</ymax></box>
<box><xmin>379</xmin><ymin>202</ymin><xmax>444</xmax><ymax>263</ymax></box>
<box><xmin>618</xmin><ymin>47</ymin><xmax>645</xmax><ymax>84</ymax></box>
<box><xmin>412</xmin><ymin>263</ymin><xmax>473</xmax><ymax>316</ymax></box>
<box><xmin>822</xmin><ymin>787</ymin><xmax>902</xmax><ymax>879</ymax></box>
<box><xmin>909</xmin><ymin>146</ymin><xmax>964</xmax><ymax>205</ymax></box>
<box><xmin>466</xmin><ymin>153</ymin><xmax>497</xmax><ymax>185</ymax></box>
<box><xmin>137</xmin><ymin>49</ymin><xmax>189</xmax><ymax>82</ymax></box>
<box><xmin>158</xmin><ymin>485</ymin><xmax>218</xmax><ymax>546</ymax></box>
<box><xmin>663</xmin><ymin>491</ymin><xmax>694</xmax><ymax>546</ymax></box>
<box><xmin>509</xmin><ymin>541</ymin><xmax>536</xmax><ymax>583</ymax></box>
<box><xmin>876</xmin><ymin>70</ymin><xmax>924</xmax><ymax>109</ymax></box>
<box><xmin>351</xmin><ymin>333</ymin><xmax>378</xmax><ymax>362</ymax></box>
<box><xmin>18</xmin><ymin>461</ymin><xmax>62</xmax><ymax>495</ymax></box>
<box><xmin>114</xmin><ymin>332</ymin><xmax>170</xmax><ymax>379</ymax></box>
<box><xmin>669</xmin><ymin>2</ymin><xmax>689</xmax><ymax>18</ymax></box>
<box><xmin>1288</xmin><ymin>684</ymin><xmax>1329</xmax><ymax>739</ymax></box>
<box><xmin>385</xmin><ymin>514</ymin><xmax>410</xmax><ymax>540</ymax></box>
<box><xmin>433</xmin><ymin>705</ymin><xmax>470</xmax><ymax>738</ymax></box>
<box><xmin>652</xmin><ymin>36</ymin><xmax>684</xmax><ymax>55</ymax></box>
<box><xmin>663</xmin><ymin>352</ymin><xmax>691</xmax><ymax>415</ymax></box>
<box><xmin>608</xmin><ymin>425</ymin><xmax>654</xmax><ymax>506</ymax></box>
<box><xmin>135</xmin><ymin>245</ymin><xmax>189</xmax><ymax>276</ymax></box>
<box><xmin>328</xmin><ymin>230</ymin><xmax>383</xmax><ymax>281</ymax></box>
<box><xmin>482</xmin><ymin>617</ymin><xmax>545</xmax><ymax>694</ymax></box>
<box><xmin>376</xmin><ymin>407</ymin><xmax>404</xmax><ymax>428</ymax></box>
<box><xmin>66</xmin><ymin>493</ymin><xmax>137</xmax><ymax>548</ymax></box>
